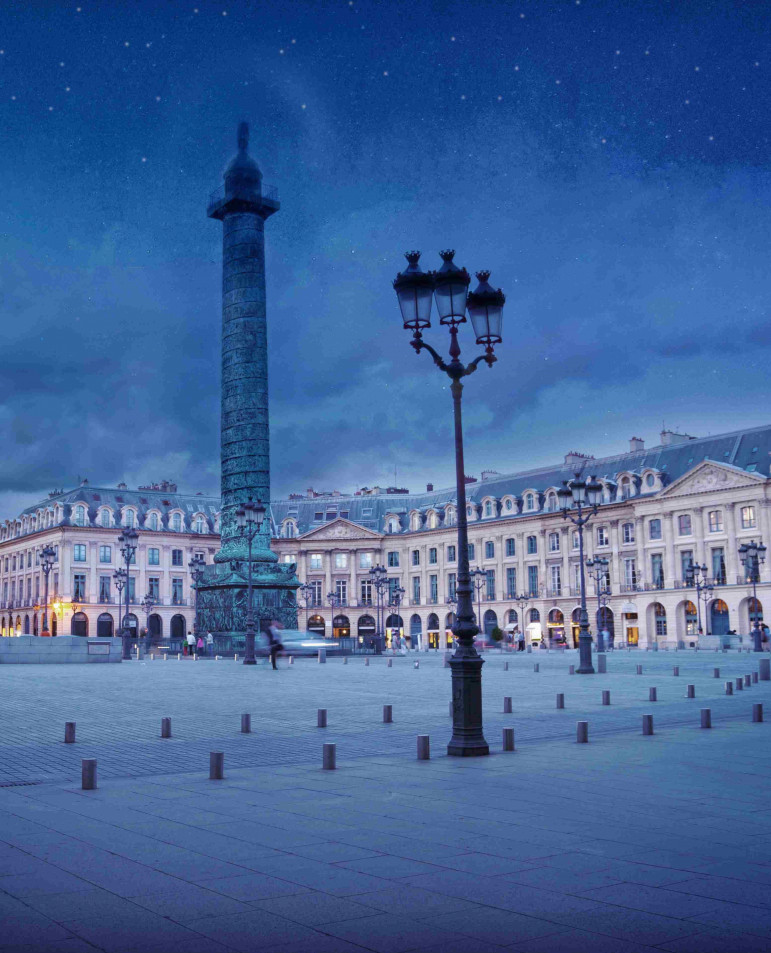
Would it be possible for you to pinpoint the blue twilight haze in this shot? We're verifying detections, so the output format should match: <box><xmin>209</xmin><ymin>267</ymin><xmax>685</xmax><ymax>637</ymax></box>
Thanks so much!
<box><xmin>1</xmin><ymin>0</ymin><xmax>770</xmax><ymax>517</ymax></box>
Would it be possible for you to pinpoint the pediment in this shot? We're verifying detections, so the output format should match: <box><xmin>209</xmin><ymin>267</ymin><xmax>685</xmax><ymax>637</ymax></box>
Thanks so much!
<box><xmin>299</xmin><ymin>518</ymin><xmax>382</xmax><ymax>541</ymax></box>
<box><xmin>659</xmin><ymin>461</ymin><xmax>766</xmax><ymax>499</ymax></box>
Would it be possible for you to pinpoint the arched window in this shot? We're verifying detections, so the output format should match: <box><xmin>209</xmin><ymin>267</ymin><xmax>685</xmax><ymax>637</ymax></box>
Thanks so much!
<box><xmin>125</xmin><ymin>509</ymin><xmax>135</xmax><ymax>528</ymax></box>
<box><xmin>282</xmin><ymin>521</ymin><xmax>296</xmax><ymax>538</ymax></box>
<box><xmin>529</xmin><ymin>608</ymin><xmax>540</xmax><ymax>622</ymax></box>
<box><xmin>526</xmin><ymin>493</ymin><xmax>535</xmax><ymax>510</ymax></box>
<box><xmin>654</xmin><ymin>603</ymin><xmax>667</xmax><ymax>636</ymax></box>
<box><xmin>149</xmin><ymin>513</ymin><xmax>159</xmax><ymax>531</ymax></box>
<box><xmin>172</xmin><ymin>513</ymin><xmax>182</xmax><ymax>532</ymax></box>
<box><xmin>100</xmin><ymin>509</ymin><xmax>110</xmax><ymax>528</ymax></box>
<box><xmin>427</xmin><ymin>511</ymin><xmax>437</xmax><ymax>529</ymax></box>
<box><xmin>195</xmin><ymin>516</ymin><xmax>205</xmax><ymax>534</ymax></box>
<box><xmin>484</xmin><ymin>501</ymin><xmax>492</xmax><ymax>517</ymax></box>
<box><xmin>75</xmin><ymin>506</ymin><xmax>87</xmax><ymax>526</ymax></box>
<box><xmin>445</xmin><ymin>507</ymin><xmax>456</xmax><ymax>526</ymax></box>
<box><xmin>387</xmin><ymin>518</ymin><xmax>399</xmax><ymax>534</ymax></box>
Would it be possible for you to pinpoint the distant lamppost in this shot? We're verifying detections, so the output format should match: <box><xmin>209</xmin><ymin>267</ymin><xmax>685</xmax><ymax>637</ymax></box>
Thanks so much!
<box><xmin>470</xmin><ymin>567</ymin><xmax>486</xmax><ymax>642</ymax></box>
<box><xmin>112</xmin><ymin>568</ymin><xmax>127</xmax><ymax>643</ymax></box>
<box><xmin>394</xmin><ymin>249</ymin><xmax>504</xmax><ymax>756</ymax></box>
<box><xmin>558</xmin><ymin>474</ymin><xmax>603</xmax><ymax>674</ymax></box>
<box><xmin>739</xmin><ymin>540</ymin><xmax>767</xmax><ymax>652</ymax></box>
<box><xmin>327</xmin><ymin>590</ymin><xmax>347</xmax><ymax>639</ymax></box>
<box><xmin>117</xmin><ymin>528</ymin><xmax>138</xmax><ymax>660</ymax></box>
<box><xmin>369</xmin><ymin>564</ymin><xmax>389</xmax><ymax>654</ymax></box>
<box><xmin>585</xmin><ymin>556</ymin><xmax>610</xmax><ymax>653</ymax></box>
<box><xmin>387</xmin><ymin>584</ymin><xmax>405</xmax><ymax>649</ymax></box>
<box><xmin>141</xmin><ymin>592</ymin><xmax>156</xmax><ymax>655</ymax></box>
<box><xmin>686</xmin><ymin>561</ymin><xmax>713</xmax><ymax>640</ymax></box>
<box><xmin>515</xmin><ymin>592</ymin><xmax>530</xmax><ymax>647</ymax></box>
<box><xmin>235</xmin><ymin>498</ymin><xmax>266</xmax><ymax>665</ymax></box>
<box><xmin>188</xmin><ymin>554</ymin><xmax>205</xmax><ymax>648</ymax></box>
<box><xmin>40</xmin><ymin>544</ymin><xmax>56</xmax><ymax>637</ymax></box>
<box><xmin>298</xmin><ymin>581</ymin><xmax>316</xmax><ymax>631</ymax></box>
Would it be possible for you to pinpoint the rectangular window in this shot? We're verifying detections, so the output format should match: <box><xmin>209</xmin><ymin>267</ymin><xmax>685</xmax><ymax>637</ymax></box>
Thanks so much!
<box><xmin>447</xmin><ymin>545</ymin><xmax>456</xmax><ymax>562</ymax></box>
<box><xmin>623</xmin><ymin>558</ymin><xmax>637</xmax><ymax>588</ymax></box>
<box><xmin>360</xmin><ymin>579</ymin><xmax>372</xmax><ymax>605</ymax></box>
<box><xmin>387</xmin><ymin>551</ymin><xmax>399</xmax><ymax>568</ymax></box>
<box><xmin>358</xmin><ymin>552</ymin><xmax>373</xmax><ymax>569</ymax></box>
<box><xmin>334</xmin><ymin>579</ymin><xmax>347</xmax><ymax>604</ymax></box>
<box><xmin>429</xmin><ymin>574</ymin><xmax>438</xmax><ymax>603</ymax></box>
<box><xmin>678</xmin><ymin>514</ymin><xmax>692</xmax><ymax>536</ymax></box>
<box><xmin>34</xmin><ymin>576</ymin><xmax>39</xmax><ymax>599</ymax></box>
<box><xmin>648</xmin><ymin>519</ymin><xmax>662</xmax><ymax>541</ymax></box>
<box><xmin>527</xmin><ymin>535</ymin><xmax>537</xmax><ymax>555</ymax></box>
<box><xmin>712</xmin><ymin>547</ymin><xmax>726</xmax><ymax>585</ymax></box>
<box><xmin>708</xmin><ymin>510</ymin><xmax>723</xmax><ymax>533</ymax></box>
<box><xmin>172</xmin><ymin>578</ymin><xmax>183</xmax><ymax>604</ymax></box>
<box><xmin>314</xmin><ymin>511</ymin><xmax>323</xmax><ymax>521</ymax></box>
<box><xmin>334</xmin><ymin>552</ymin><xmax>348</xmax><ymax>570</ymax></box>
<box><xmin>26</xmin><ymin>578</ymin><xmax>31</xmax><ymax>603</ymax></box>
<box><xmin>505</xmin><ymin>538</ymin><xmax>515</xmax><ymax>557</ymax></box>
<box><xmin>325</xmin><ymin>511</ymin><xmax>336</xmax><ymax>521</ymax></box>
<box><xmin>73</xmin><ymin>544</ymin><xmax>87</xmax><ymax>562</ymax></box>
<box><xmin>680</xmin><ymin>550</ymin><xmax>693</xmax><ymax>582</ymax></box>
<box><xmin>128</xmin><ymin>576</ymin><xmax>136</xmax><ymax>602</ymax></box>
<box><xmin>53</xmin><ymin>572</ymin><xmax>58</xmax><ymax>594</ymax></box>
<box><xmin>485</xmin><ymin>569</ymin><xmax>495</xmax><ymax>600</ymax></box>
<box><xmin>411</xmin><ymin>550</ymin><xmax>420</xmax><ymax>566</ymax></box>
<box><xmin>741</xmin><ymin>506</ymin><xmax>756</xmax><ymax>529</ymax></box>
<box><xmin>148</xmin><ymin>548</ymin><xmax>160</xmax><ymax>566</ymax></box>
<box><xmin>527</xmin><ymin>565</ymin><xmax>539</xmax><ymax>597</ymax></box>
<box><xmin>388</xmin><ymin>578</ymin><xmax>400</xmax><ymax>600</ymax></box>
<box><xmin>428</xmin><ymin>547</ymin><xmax>437</xmax><ymax>565</ymax></box>
<box><xmin>506</xmin><ymin>567</ymin><xmax>516</xmax><ymax>599</ymax></box>
<box><xmin>572</xmin><ymin>562</ymin><xmax>581</xmax><ymax>594</ymax></box>
<box><xmin>309</xmin><ymin>580</ymin><xmax>322</xmax><ymax>606</ymax></box>
<box><xmin>99</xmin><ymin>545</ymin><xmax>111</xmax><ymax>563</ymax></box>
<box><xmin>27</xmin><ymin>552</ymin><xmax>31</xmax><ymax>568</ymax></box>
<box><xmin>147</xmin><ymin>577</ymin><xmax>160</xmax><ymax>600</ymax></box>
<box><xmin>622</xmin><ymin>523</ymin><xmax>635</xmax><ymax>544</ymax></box>
<box><xmin>171</xmin><ymin>549</ymin><xmax>183</xmax><ymax>567</ymax></box>
<box><xmin>447</xmin><ymin>573</ymin><xmax>457</xmax><ymax>601</ymax></box>
<box><xmin>485</xmin><ymin>541</ymin><xmax>494</xmax><ymax>559</ymax></box>
<box><xmin>412</xmin><ymin>576</ymin><xmax>420</xmax><ymax>603</ymax></box>
<box><xmin>651</xmin><ymin>553</ymin><xmax>664</xmax><ymax>588</ymax></box>
<box><xmin>99</xmin><ymin>575</ymin><xmax>111</xmax><ymax>602</ymax></box>
<box><xmin>548</xmin><ymin>532</ymin><xmax>560</xmax><ymax>553</ymax></box>
<box><xmin>468</xmin><ymin>543</ymin><xmax>475</xmax><ymax>561</ymax></box>
<box><xmin>309</xmin><ymin>553</ymin><xmax>323</xmax><ymax>570</ymax></box>
<box><xmin>596</xmin><ymin>526</ymin><xmax>609</xmax><ymax>546</ymax></box>
<box><xmin>550</xmin><ymin>565</ymin><xmax>561</xmax><ymax>595</ymax></box>
<box><xmin>572</xmin><ymin>531</ymin><xmax>579</xmax><ymax>550</ymax></box>
<box><xmin>73</xmin><ymin>573</ymin><xmax>86</xmax><ymax>600</ymax></box>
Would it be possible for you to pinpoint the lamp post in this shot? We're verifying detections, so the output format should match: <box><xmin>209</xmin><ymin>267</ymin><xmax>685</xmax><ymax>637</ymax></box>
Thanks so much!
<box><xmin>368</xmin><ymin>564</ymin><xmax>389</xmax><ymax>654</ymax></box>
<box><xmin>40</xmin><ymin>544</ymin><xmax>56</xmax><ymax>637</ymax></box>
<box><xmin>117</xmin><ymin>528</ymin><xmax>138</xmax><ymax>660</ymax></box>
<box><xmin>298</xmin><ymin>581</ymin><xmax>315</xmax><ymax>631</ymax></box>
<box><xmin>394</xmin><ymin>249</ymin><xmax>504</xmax><ymax>757</ymax></box>
<box><xmin>685</xmin><ymin>561</ymin><xmax>713</xmax><ymax>640</ymax></box>
<box><xmin>470</xmin><ymin>567</ymin><xmax>486</xmax><ymax>644</ymax></box>
<box><xmin>387</xmin><ymin>584</ymin><xmax>405</xmax><ymax>650</ymax></box>
<box><xmin>188</xmin><ymin>554</ymin><xmax>205</xmax><ymax>650</ymax></box>
<box><xmin>235</xmin><ymin>498</ymin><xmax>266</xmax><ymax>665</ymax></box>
<box><xmin>515</xmin><ymin>592</ymin><xmax>530</xmax><ymax>648</ymax></box>
<box><xmin>112</xmin><ymin>568</ymin><xmax>127</xmax><ymax>643</ymax></box>
<box><xmin>141</xmin><ymin>592</ymin><xmax>156</xmax><ymax>655</ymax></box>
<box><xmin>585</xmin><ymin>556</ymin><xmax>610</xmax><ymax>653</ymax></box>
<box><xmin>739</xmin><ymin>540</ymin><xmax>766</xmax><ymax>652</ymax></box>
<box><xmin>326</xmin><ymin>590</ymin><xmax>346</xmax><ymax>640</ymax></box>
<box><xmin>558</xmin><ymin>473</ymin><xmax>603</xmax><ymax>674</ymax></box>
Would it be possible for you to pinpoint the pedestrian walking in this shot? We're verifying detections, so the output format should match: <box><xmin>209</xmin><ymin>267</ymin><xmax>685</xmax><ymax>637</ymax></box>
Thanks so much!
<box><xmin>206</xmin><ymin>632</ymin><xmax>214</xmax><ymax>655</ymax></box>
<box><xmin>196</xmin><ymin>635</ymin><xmax>204</xmax><ymax>656</ymax></box>
<box><xmin>186</xmin><ymin>631</ymin><xmax>196</xmax><ymax>657</ymax></box>
<box><xmin>264</xmin><ymin>619</ymin><xmax>284</xmax><ymax>670</ymax></box>
<box><xmin>516</xmin><ymin>629</ymin><xmax>525</xmax><ymax>652</ymax></box>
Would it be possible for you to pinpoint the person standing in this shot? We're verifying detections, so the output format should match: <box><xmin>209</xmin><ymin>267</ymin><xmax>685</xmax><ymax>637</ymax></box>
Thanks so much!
<box><xmin>206</xmin><ymin>632</ymin><xmax>214</xmax><ymax>656</ymax></box>
<box><xmin>186</xmin><ymin>631</ymin><xmax>196</xmax><ymax>657</ymax></box>
<box><xmin>197</xmin><ymin>635</ymin><xmax>204</xmax><ymax>657</ymax></box>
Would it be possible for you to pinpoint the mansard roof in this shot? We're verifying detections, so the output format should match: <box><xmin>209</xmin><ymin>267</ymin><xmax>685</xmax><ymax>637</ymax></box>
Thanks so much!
<box><xmin>18</xmin><ymin>485</ymin><xmax>220</xmax><ymax>518</ymax></box>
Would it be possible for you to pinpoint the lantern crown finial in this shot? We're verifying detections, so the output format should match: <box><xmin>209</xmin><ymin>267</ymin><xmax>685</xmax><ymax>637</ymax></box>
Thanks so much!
<box><xmin>476</xmin><ymin>270</ymin><xmax>491</xmax><ymax>282</ymax></box>
<box><xmin>405</xmin><ymin>250</ymin><xmax>421</xmax><ymax>266</ymax></box>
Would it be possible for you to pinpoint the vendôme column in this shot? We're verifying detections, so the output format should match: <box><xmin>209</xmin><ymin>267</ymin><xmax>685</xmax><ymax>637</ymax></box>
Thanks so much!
<box><xmin>196</xmin><ymin>123</ymin><xmax>298</xmax><ymax>639</ymax></box>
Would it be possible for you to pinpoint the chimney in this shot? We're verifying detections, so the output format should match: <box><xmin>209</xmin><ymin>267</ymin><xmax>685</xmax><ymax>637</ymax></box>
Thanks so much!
<box><xmin>117</xmin><ymin>482</ymin><xmax>127</xmax><ymax>490</ymax></box>
<box><xmin>481</xmin><ymin>470</ymin><xmax>501</xmax><ymax>482</ymax></box>
<box><xmin>629</xmin><ymin>437</ymin><xmax>645</xmax><ymax>452</ymax></box>
<box><xmin>660</xmin><ymin>430</ymin><xmax>695</xmax><ymax>447</ymax></box>
<box><xmin>426</xmin><ymin>483</ymin><xmax>434</xmax><ymax>492</ymax></box>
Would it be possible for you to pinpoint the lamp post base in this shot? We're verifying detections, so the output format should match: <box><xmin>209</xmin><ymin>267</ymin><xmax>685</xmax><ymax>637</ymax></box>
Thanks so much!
<box><xmin>576</xmin><ymin>632</ymin><xmax>595</xmax><ymax>674</ymax></box>
<box><xmin>40</xmin><ymin>629</ymin><xmax>51</xmax><ymax>638</ymax></box>
<box><xmin>243</xmin><ymin>630</ymin><xmax>257</xmax><ymax>666</ymax></box>
<box><xmin>121</xmin><ymin>634</ymin><xmax>132</xmax><ymax>661</ymax></box>
<box><xmin>447</xmin><ymin>653</ymin><xmax>489</xmax><ymax>757</ymax></box>
<box><xmin>753</xmin><ymin>629</ymin><xmax>763</xmax><ymax>653</ymax></box>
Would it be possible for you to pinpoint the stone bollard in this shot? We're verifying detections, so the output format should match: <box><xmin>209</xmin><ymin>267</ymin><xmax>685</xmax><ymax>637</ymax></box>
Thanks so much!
<box><xmin>322</xmin><ymin>743</ymin><xmax>336</xmax><ymax>770</ymax></box>
<box><xmin>714</xmin><ymin>668</ymin><xmax>720</xmax><ymax>678</ymax></box>
<box><xmin>449</xmin><ymin>700</ymin><xmax>453</xmax><ymax>717</ymax></box>
<box><xmin>414</xmin><ymin>661</ymin><xmax>419</xmax><ymax>669</ymax></box>
<box><xmin>417</xmin><ymin>735</ymin><xmax>430</xmax><ymax>760</ymax></box>
<box><xmin>726</xmin><ymin>681</ymin><xmax>734</xmax><ymax>695</ymax></box>
<box><xmin>649</xmin><ymin>687</ymin><xmax>657</xmax><ymax>702</ymax></box>
<box><xmin>576</xmin><ymin>721</ymin><xmax>589</xmax><ymax>744</ymax></box>
<box><xmin>318</xmin><ymin>649</ymin><xmax>326</xmax><ymax>664</ymax></box>
<box><xmin>673</xmin><ymin>666</ymin><xmax>679</xmax><ymax>676</ymax></box>
<box><xmin>534</xmin><ymin>663</ymin><xmax>540</xmax><ymax>673</ymax></box>
<box><xmin>343</xmin><ymin>656</ymin><xmax>348</xmax><ymax>665</ymax></box>
<box><xmin>209</xmin><ymin>752</ymin><xmax>224</xmax><ymax>780</ymax></box>
<box><xmin>288</xmin><ymin>655</ymin><xmax>294</xmax><ymax>666</ymax></box>
<box><xmin>387</xmin><ymin>658</ymin><xmax>393</xmax><ymax>668</ymax></box>
<box><xmin>317</xmin><ymin>709</ymin><xmax>327</xmax><ymax>728</ymax></box>
<box><xmin>598</xmin><ymin>655</ymin><xmax>607</xmax><ymax>674</ymax></box>
<box><xmin>569</xmin><ymin>665</ymin><xmax>575</xmax><ymax>675</ymax></box>
<box><xmin>736</xmin><ymin>678</ymin><xmax>744</xmax><ymax>692</ymax></box>
<box><xmin>556</xmin><ymin>693</ymin><xmax>565</xmax><ymax>709</ymax></box>
<box><xmin>636</xmin><ymin>665</ymin><xmax>643</xmax><ymax>675</ymax></box>
<box><xmin>177</xmin><ymin>653</ymin><xmax>181</xmax><ymax>660</ymax></box>
<box><xmin>642</xmin><ymin>714</ymin><xmax>654</xmax><ymax>736</ymax></box>
<box><xmin>504</xmin><ymin>661</ymin><xmax>509</xmax><ymax>671</ymax></box>
<box><xmin>502</xmin><ymin>727</ymin><xmax>515</xmax><ymax>751</ymax></box>
<box><xmin>753</xmin><ymin>671</ymin><xmax>759</xmax><ymax>684</ymax></box>
<box><xmin>64</xmin><ymin>722</ymin><xmax>76</xmax><ymax>744</ymax></box>
<box><xmin>81</xmin><ymin>759</ymin><xmax>97</xmax><ymax>790</ymax></box>
<box><xmin>759</xmin><ymin>659</ymin><xmax>770</xmax><ymax>681</ymax></box>
<box><xmin>753</xmin><ymin>703</ymin><xmax>764</xmax><ymax>723</ymax></box>
<box><xmin>687</xmin><ymin>685</ymin><xmax>695</xmax><ymax>699</ymax></box>
<box><xmin>240</xmin><ymin>714</ymin><xmax>251</xmax><ymax>734</ymax></box>
<box><xmin>744</xmin><ymin>674</ymin><xmax>752</xmax><ymax>688</ymax></box>
<box><xmin>526</xmin><ymin>644</ymin><xmax>532</xmax><ymax>653</ymax></box>
<box><xmin>383</xmin><ymin>704</ymin><xmax>393</xmax><ymax>723</ymax></box>
<box><xmin>602</xmin><ymin>690</ymin><xmax>611</xmax><ymax>706</ymax></box>
<box><xmin>364</xmin><ymin>657</ymin><xmax>370</xmax><ymax>666</ymax></box>
<box><xmin>234</xmin><ymin>654</ymin><xmax>238</xmax><ymax>661</ymax></box>
<box><xmin>161</xmin><ymin>717</ymin><xmax>172</xmax><ymax>739</ymax></box>
<box><xmin>701</xmin><ymin>708</ymin><xmax>712</xmax><ymax>729</ymax></box>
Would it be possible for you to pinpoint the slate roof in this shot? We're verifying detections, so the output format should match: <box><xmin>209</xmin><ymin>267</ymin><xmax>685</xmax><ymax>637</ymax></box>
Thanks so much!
<box><xmin>15</xmin><ymin>487</ymin><xmax>219</xmax><ymax>520</ymax></box>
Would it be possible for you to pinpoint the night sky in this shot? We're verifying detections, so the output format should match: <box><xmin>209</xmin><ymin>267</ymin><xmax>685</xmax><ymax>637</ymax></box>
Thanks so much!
<box><xmin>2</xmin><ymin>0</ymin><xmax>770</xmax><ymax>518</ymax></box>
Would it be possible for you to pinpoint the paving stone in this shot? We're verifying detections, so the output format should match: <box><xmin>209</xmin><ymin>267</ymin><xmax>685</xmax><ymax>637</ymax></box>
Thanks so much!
<box><xmin>196</xmin><ymin>872</ymin><xmax>310</xmax><ymax>902</ymax></box>
<box><xmin>419</xmin><ymin>907</ymin><xmax>567</xmax><ymax>945</ymax></box>
<box><xmin>314</xmin><ymin>911</ymin><xmax>466</xmax><ymax>953</ymax></box>
<box><xmin>251</xmin><ymin>890</ymin><xmax>382</xmax><ymax>926</ymax></box>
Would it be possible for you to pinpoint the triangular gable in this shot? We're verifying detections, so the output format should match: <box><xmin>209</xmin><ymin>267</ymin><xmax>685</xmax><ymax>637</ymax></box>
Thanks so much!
<box><xmin>659</xmin><ymin>460</ymin><xmax>766</xmax><ymax>499</ymax></box>
<box><xmin>299</xmin><ymin>517</ymin><xmax>383</xmax><ymax>541</ymax></box>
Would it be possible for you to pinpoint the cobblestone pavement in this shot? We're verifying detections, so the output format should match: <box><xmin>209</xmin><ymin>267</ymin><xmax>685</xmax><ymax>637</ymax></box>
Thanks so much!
<box><xmin>2</xmin><ymin>649</ymin><xmax>771</xmax><ymax>952</ymax></box>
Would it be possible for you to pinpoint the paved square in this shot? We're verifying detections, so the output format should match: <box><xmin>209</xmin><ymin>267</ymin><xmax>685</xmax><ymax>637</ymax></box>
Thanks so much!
<box><xmin>1</xmin><ymin>649</ymin><xmax>770</xmax><ymax>951</ymax></box>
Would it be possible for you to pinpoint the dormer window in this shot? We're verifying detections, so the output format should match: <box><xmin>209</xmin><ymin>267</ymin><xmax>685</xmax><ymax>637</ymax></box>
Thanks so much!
<box><xmin>74</xmin><ymin>505</ymin><xmax>87</xmax><ymax>527</ymax></box>
<box><xmin>525</xmin><ymin>493</ymin><xmax>535</xmax><ymax>511</ymax></box>
<box><xmin>282</xmin><ymin>520</ymin><xmax>296</xmax><ymax>538</ymax></box>
<box><xmin>195</xmin><ymin>516</ymin><xmax>205</xmax><ymax>534</ymax></box>
<box><xmin>172</xmin><ymin>513</ymin><xmax>182</xmax><ymax>532</ymax></box>
<box><xmin>125</xmin><ymin>509</ymin><xmax>135</xmax><ymax>528</ymax></box>
<box><xmin>505</xmin><ymin>498</ymin><xmax>513</xmax><ymax>511</ymax></box>
<box><xmin>149</xmin><ymin>512</ymin><xmax>159</xmax><ymax>531</ymax></box>
<box><xmin>100</xmin><ymin>509</ymin><xmax>111</xmax><ymax>528</ymax></box>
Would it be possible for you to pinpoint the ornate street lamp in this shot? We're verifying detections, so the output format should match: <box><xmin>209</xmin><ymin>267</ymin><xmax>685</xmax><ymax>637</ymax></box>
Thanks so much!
<box><xmin>394</xmin><ymin>249</ymin><xmax>504</xmax><ymax>756</ymax></box>
<box><xmin>235</xmin><ymin>498</ymin><xmax>266</xmax><ymax>665</ymax></box>
<box><xmin>39</xmin><ymin>544</ymin><xmax>56</xmax><ymax>637</ymax></box>
<box><xmin>558</xmin><ymin>473</ymin><xmax>603</xmax><ymax>673</ymax></box>
<box><xmin>112</xmin><ymin>568</ymin><xmax>127</xmax><ymax>643</ymax></box>
<box><xmin>188</xmin><ymin>554</ymin><xmax>205</xmax><ymax>651</ymax></box>
<box><xmin>141</xmin><ymin>592</ymin><xmax>156</xmax><ymax>655</ymax></box>
<box><xmin>514</xmin><ymin>592</ymin><xmax>530</xmax><ymax>649</ymax></box>
<box><xmin>585</xmin><ymin>556</ymin><xmax>610</xmax><ymax>652</ymax></box>
<box><xmin>298</xmin><ymin>581</ymin><xmax>316</xmax><ymax>631</ymax></box>
<box><xmin>685</xmin><ymin>560</ymin><xmax>713</xmax><ymax>641</ymax></box>
<box><xmin>368</xmin><ymin>564</ymin><xmax>389</xmax><ymax>654</ymax></box>
<box><xmin>117</xmin><ymin>528</ymin><xmax>138</xmax><ymax>660</ymax></box>
<box><xmin>470</xmin><ymin>567</ymin><xmax>486</xmax><ymax>644</ymax></box>
<box><xmin>387</xmin><ymin>584</ymin><xmax>405</xmax><ymax>650</ymax></box>
<box><xmin>739</xmin><ymin>540</ymin><xmax>766</xmax><ymax>652</ymax></box>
